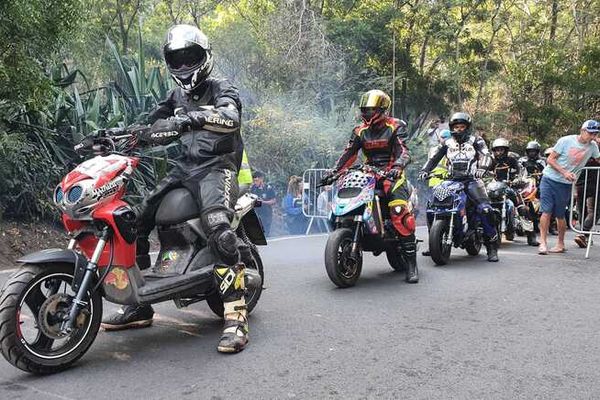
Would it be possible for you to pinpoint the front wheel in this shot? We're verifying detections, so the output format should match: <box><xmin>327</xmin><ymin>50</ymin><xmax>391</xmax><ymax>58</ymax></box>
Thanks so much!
<box><xmin>429</xmin><ymin>219</ymin><xmax>452</xmax><ymax>266</ymax></box>
<box><xmin>324</xmin><ymin>228</ymin><xmax>362</xmax><ymax>288</ymax></box>
<box><xmin>0</xmin><ymin>264</ymin><xmax>102</xmax><ymax>374</ymax></box>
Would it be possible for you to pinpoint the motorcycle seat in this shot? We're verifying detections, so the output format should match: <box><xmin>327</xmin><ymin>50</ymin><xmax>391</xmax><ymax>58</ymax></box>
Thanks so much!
<box><xmin>155</xmin><ymin>188</ymin><xmax>200</xmax><ymax>225</ymax></box>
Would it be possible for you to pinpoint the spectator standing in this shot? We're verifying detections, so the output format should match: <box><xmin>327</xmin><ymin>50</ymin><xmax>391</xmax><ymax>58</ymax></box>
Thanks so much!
<box><xmin>574</xmin><ymin>133</ymin><xmax>600</xmax><ymax>248</ymax></box>
<box><xmin>538</xmin><ymin>120</ymin><xmax>600</xmax><ymax>254</ymax></box>
<box><xmin>282</xmin><ymin>175</ymin><xmax>307</xmax><ymax>234</ymax></box>
<box><xmin>250</xmin><ymin>171</ymin><xmax>277</xmax><ymax>237</ymax></box>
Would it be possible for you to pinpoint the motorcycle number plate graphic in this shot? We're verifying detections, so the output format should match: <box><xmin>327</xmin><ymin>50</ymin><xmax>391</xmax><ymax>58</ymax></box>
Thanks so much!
<box><xmin>104</xmin><ymin>267</ymin><xmax>130</xmax><ymax>290</ymax></box>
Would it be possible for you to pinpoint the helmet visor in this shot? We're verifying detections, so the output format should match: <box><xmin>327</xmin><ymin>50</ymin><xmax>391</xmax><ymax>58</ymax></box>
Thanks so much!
<box><xmin>165</xmin><ymin>46</ymin><xmax>206</xmax><ymax>71</ymax></box>
<box><xmin>360</xmin><ymin>107</ymin><xmax>380</xmax><ymax>121</ymax></box>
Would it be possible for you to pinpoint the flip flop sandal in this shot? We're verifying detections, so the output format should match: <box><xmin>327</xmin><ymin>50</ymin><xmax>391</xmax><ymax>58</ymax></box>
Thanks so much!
<box><xmin>538</xmin><ymin>245</ymin><xmax>548</xmax><ymax>255</ymax></box>
<box><xmin>548</xmin><ymin>247</ymin><xmax>566</xmax><ymax>253</ymax></box>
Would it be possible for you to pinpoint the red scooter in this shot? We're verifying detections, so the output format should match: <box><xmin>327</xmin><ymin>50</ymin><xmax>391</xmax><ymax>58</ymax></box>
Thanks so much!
<box><xmin>0</xmin><ymin>129</ymin><xmax>265</xmax><ymax>373</ymax></box>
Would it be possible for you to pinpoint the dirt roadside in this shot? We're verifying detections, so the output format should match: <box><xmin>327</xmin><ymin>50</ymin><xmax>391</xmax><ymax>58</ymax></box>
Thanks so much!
<box><xmin>0</xmin><ymin>221</ymin><xmax>70</xmax><ymax>271</ymax></box>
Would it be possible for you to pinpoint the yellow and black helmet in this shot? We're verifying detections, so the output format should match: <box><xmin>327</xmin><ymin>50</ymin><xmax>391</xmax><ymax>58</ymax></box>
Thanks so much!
<box><xmin>359</xmin><ymin>90</ymin><xmax>391</xmax><ymax>111</ymax></box>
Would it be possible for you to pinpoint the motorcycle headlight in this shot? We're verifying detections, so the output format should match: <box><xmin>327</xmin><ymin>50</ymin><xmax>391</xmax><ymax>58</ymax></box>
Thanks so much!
<box><xmin>54</xmin><ymin>186</ymin><xmax>64</xmax><ymax>204</ymax></box>
<box><xmin>67</xmin><ymin>185</ymin><xmax>83</xmax><ymax>203</ymax></box>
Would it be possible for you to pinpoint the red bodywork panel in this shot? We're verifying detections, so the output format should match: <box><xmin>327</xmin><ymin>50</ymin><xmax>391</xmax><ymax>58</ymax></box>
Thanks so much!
<box><xmin>62</xmin><ymin>200</ymin><xmax>136</xmax><ymax>269</ymax></box>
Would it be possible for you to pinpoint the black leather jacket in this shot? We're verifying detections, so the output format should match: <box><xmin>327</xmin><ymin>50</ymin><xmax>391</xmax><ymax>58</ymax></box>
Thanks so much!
<box><xmin>491</xmin><ymin>155</ymin><xmax>522</xmax><ymax>182</ymax></box>
<box><xmin>519</xmin><ymin>156</ymin><xmax>546</xmax><ymax>178</ymax></box>
<box><xmin>146</xmin><ymin>77</ymin><xmax>243</xmax><ymax>175</ymax></box>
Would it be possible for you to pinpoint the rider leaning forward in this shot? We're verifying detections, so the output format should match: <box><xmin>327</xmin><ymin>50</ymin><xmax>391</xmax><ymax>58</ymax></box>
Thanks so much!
<box><xmin>419</xmin><ymin>112</ymin><xmax>500</xmax><ymax>262</ymax></box>
<box><xmin>101</xmin><ymin>24</ymin><xmax>250</xmax><ymax>353</ymax></box>
<box><xmin>326</xmin><ymin>90</ymin><xmax>419</xmax><ymax>283</ymax></box>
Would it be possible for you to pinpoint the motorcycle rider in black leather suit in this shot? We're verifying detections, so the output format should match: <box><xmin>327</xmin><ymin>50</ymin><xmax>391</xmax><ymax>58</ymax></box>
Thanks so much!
<box><xmin>325</xmin><ymin>90</ymin><xmax>419</xmax><ymax>283</ymax></box>
<box><xmin>419</xmin><ymin>112</ymin><xmax>499</xmax><ymax>262</ymax></box>
<box><xmin>101</xmin><ymin>24</ymin><xmax>250</xmax><ymax>353</ymax></box>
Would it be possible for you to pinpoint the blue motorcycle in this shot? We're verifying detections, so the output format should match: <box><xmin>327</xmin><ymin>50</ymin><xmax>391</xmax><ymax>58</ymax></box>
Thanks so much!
<box><xmin>426</xmin><ymin>178</ymin><xmax>485</xmax><ymax>265</ymax></box>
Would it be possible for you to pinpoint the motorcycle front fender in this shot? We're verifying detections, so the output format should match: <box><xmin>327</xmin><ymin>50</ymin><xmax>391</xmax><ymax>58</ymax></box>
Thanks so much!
<box><xmin>17</xmin><ymin>248</ymin><xmax>87</xmax><ymax>267</ymax></box>
<box><xmin>17</xmin><ymin>249</ymin><xmax>89</xmax><ymax>292</ymax></box>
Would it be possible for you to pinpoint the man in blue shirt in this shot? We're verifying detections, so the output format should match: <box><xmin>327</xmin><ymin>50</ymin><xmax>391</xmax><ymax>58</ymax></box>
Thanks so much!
<box><xmin>250</xmin><ymin>171</ymin><xmax>277</xmax><ymax>236</ymax></box>
<box><xmin>539</xmin><ymin>120</ymin><xmax>600</xmax><ymax>254</ymax></box>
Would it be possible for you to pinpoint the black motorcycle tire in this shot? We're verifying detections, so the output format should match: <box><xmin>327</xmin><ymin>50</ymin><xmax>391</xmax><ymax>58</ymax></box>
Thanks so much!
<box><xmin>464</xmin><ymin>239</ymin><xmax>482</xmax><ymax>256</ymax></box>
<box><xmin>429</xmin><ymin>219</ymin><xmax>452</xmax><ymax>266</ymax></box>
<box><xmin>324</xmin><ymin>228</ymin><xmax>362</xmax><ymax>288</ymax></box>
<box><xmin>207</xmin><ymin>245</ymin><xmax>264</xmax><ymax>318</ymax></box>
<box><xmin>386</xmin><ymin>247</ymin><xmax>406</xmax><ymax>272</ymax></box>
<box><xmin>0</xmin><ymin>264</ymin><xmax>102</xmax><ymax>374</ymax></box>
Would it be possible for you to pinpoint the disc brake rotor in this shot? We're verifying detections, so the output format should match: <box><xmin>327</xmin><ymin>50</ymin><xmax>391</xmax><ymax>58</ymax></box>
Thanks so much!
<box><xmin>38</xmin><ymin>293</ymin><xmax>73</xmax><ymax>339</ymax></box>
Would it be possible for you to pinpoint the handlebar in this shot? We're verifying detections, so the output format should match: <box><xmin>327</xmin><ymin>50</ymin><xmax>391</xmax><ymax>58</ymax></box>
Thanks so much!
<box><xmin>317</xmin><ymin>164</ymin><xmax>397</xmax><ymax>187</ymax></box>
<box><xmin>74</xmin><ymin>126</ymin><xmax>149</xmax><ymax>156</ymax></box>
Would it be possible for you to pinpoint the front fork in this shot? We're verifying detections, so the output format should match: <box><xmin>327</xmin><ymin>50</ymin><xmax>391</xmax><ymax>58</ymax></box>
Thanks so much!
<box><xmin>446</xmin><ymin>212</ymin><xmax>455</xmax><ymax>246</ymax></box>
<box><xmin>351</xmin><ymin>218</ymin><xmax>362</xmax><ymax>260</ymax></box>
<box><xmin>61</xmin><ymin>227</ymin><xmax>110</xmax><ymax>333</ymax></box>
<box><xmin>501</xmin><ymin>194</ymin><xmax>507</xmax><ymax>233</ymax></box>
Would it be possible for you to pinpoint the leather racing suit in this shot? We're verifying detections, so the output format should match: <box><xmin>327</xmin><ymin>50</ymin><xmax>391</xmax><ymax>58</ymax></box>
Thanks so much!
<box><xmin>136</xmin><ymin>77</ymin><xmax>249</xmax><ymax>322</ymax></box>
<box><xmin>421</xmin><ymin>134</ymin><xmax>499</xmax><ymax>246</ymax></box>
<box><xmin>333</xmin><ymin>116</ymin><xmax>418</xmax><ymax>279</ymax></box>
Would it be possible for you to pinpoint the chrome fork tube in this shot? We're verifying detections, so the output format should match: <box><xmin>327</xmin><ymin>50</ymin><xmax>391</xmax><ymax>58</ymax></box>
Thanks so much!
<box><xmin>351</xmin><ymin>221</ymin><xmax>362</xmax><ymax>255</ymax></box>
<box><xmin>501</xmin><ymin>194</ymin><xmax>507</xmax><ymax>232</ymax></box>
<box><xmin>63</xmin><ymin>228</ymin><xmax>109</xmax><ymax>333</ymax></box>
<box><xmin>446</xmin><ymin>212</ymin><xmax>455</xmax><ymax>245</ymax></box>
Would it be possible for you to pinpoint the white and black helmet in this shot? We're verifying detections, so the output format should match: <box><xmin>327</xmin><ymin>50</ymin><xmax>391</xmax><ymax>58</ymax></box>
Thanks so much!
<box><xmin>526</xmin><ymin>140</ymin><xmax>541</xmax><ymax>151</ymax></box>
<box><xmin>164</xmin><ymin>24</ymin><xmax>213</xmax><ymax>92</ymax></box>
<box><xmin>491</xmin><ymin>138</ymin><xmax>510</xmax><ymax>150</ymax></box>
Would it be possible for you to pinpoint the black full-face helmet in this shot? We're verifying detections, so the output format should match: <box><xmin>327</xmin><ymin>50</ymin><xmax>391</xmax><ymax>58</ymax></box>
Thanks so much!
<box><xmin>163</xmin><ymin>24</ymin><xmax>213</xmax><ymax>92</ymax></box>
<box><xmin>449</xmin><ymin>112</ymin><xmax>472</xmax><ymax>142</ymax></box>
<box><xmin>525</xmin><ymin>140</ymin><xmax>541</xmax><ymax>160</ymax></box>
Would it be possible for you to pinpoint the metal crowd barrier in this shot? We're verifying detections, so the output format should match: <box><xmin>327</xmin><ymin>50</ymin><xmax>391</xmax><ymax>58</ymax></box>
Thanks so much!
<box><xmin>569</xmin><ymin>166</ymin><xmax>600</xmax><ymax>259</ymax></box>
<box><xmin>302</xmin><ymin>169</ymin><xmax>335</xmax><ymax>235</ymax></box>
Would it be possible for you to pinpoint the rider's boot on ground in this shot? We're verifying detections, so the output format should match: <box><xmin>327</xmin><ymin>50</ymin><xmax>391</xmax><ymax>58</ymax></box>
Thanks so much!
<box><xmin>101</xmin><ymin>304</ymin><xmax>154</xmax><ymax>331</ymax></box>
<box><xmin>215</xmin><ymin>263</ymin><xmax>249</xmax><ymax>353</ymax></box>
<box><xmin>527</xmin><ymin>232</ymin><xmax>539</xmax><ymax>246</ymax></box>
<box><xmin>102</xmin><ymin>236</ymin><xmax>155</xmax><ymax>331</ymax></box>
<box><xmin>400</xmin><ymin>235</ymin><xmax>419</xmax><ymax>283</ymax></box>
<box><xmin>485</xmin><ymin>238</ymin><xmax>499</xmax><ymax>262</ymax></box>
<box><xmin>421</xmin><ymin>249</ymin><xmax>431</xmax><ymax>256</ymax></box>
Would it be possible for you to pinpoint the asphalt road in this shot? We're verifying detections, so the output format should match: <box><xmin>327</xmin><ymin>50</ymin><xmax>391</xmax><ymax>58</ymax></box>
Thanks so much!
<box><xmin>1</xmin><ymin>228</ymin><xmax>600</xmax><ymax>399</ymax></box>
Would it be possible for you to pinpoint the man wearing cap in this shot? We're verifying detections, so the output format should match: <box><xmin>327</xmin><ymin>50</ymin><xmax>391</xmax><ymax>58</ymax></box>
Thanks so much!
<box><xmin>538</xmin><ymin>119</ymin><xmax>600</xmax><ymax>254</ymax></box>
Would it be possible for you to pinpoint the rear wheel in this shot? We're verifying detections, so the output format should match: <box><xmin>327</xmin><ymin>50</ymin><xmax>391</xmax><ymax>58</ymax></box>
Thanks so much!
<box><xmin>207</xmin><ymin>246</ymin><xmax>264</xmax><ymax>318</ymax></box>
<box><xmin>324</xmin><ymin>228</ymin><xmax>362</xmax><ymax>288</ymax></box>
<box><xmin>429</xmin><ymin>219</ymin><xmax>452</xmax><ymax>265</ymax></box>
<box><xmin>0</xmin><ymin>264</ymin><xmax>102</xmax><ymax>374</ymax></box>
<box><xmin>465</xmin><ymin>239</ymin><xmax>481</xmax><ymax>256</ymax></box>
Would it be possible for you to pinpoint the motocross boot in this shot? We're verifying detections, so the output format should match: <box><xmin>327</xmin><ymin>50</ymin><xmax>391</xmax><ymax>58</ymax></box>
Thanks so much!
<box><xmin>214</xmin><ymin>263</ymin><xmax>249</xmax><ymax>353</ymax></box>
<box><xmin>484</xmin><ymin>237</ymin><xmax>499</xmax><ymax>262</ymax></box>
<box><xmin>400</xmin><ymin>235</ymin><xmax>419</xmax><ymax>283</ymax></box>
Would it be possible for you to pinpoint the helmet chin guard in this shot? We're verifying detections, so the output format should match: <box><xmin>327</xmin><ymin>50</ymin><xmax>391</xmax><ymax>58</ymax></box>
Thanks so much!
<box><xmin>164</xmin><ymin>24</ymin><xmax>213</xmax><ymax>92</ymax></box>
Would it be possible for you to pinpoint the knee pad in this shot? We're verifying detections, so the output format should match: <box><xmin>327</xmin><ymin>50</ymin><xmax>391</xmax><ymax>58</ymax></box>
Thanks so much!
<box><xmin>202</xmin><ymin>209</ymin><xmax>239</xmax><ymax>265</ymax></box>
<box><xmin>209</xmin><ymin>228</ymin><xmax>240</xmax><ymax>266</ymax></box>
<box><xmin>390</xmin><ymin>205</ymin><xmax>416</xmax><ymax>237</ymax></box>
<box><xmin>214</xmin><ymin>263</ymin><xmax>245</xmax><ymax>302</ymax></box>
